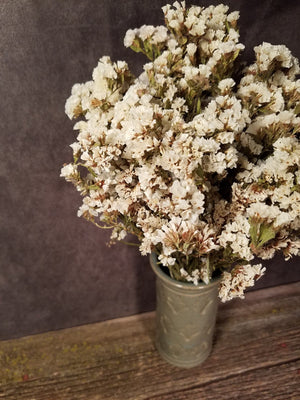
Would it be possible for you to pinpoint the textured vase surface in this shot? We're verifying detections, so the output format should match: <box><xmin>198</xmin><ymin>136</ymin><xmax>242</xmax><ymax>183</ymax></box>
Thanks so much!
<box><xmin>150</xmin><ymin>253</ymin><xmax>220</xmax><ymax>368</ymax></box>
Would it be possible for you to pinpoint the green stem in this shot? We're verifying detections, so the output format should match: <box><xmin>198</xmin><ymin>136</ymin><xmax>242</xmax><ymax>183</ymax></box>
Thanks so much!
<box><xmin>120</xmin><ymin>241</ymin><xmax>140</xmax><ymax>247</ymax></box>
<box><xmin>85</xmin><ymin>217</ymin><xmax>114</xmax><ymax>230</ymax></box>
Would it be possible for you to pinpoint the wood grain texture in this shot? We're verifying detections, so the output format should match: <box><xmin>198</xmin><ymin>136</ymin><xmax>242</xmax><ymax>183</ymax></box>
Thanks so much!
<box><xmin>0</xmin><ymin>282</ymin><xmax>299</xmax><ymax>400</ymax></box>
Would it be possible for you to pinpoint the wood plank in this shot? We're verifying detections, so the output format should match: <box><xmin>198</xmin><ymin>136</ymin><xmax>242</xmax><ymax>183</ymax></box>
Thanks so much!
<box><xmin>147</xmin><ymin>360</ymin><xmax>300</xmax><ymax>400</ymax></box>
<box><xmin>0</xmin><ymin>282</ymin><xmax>299</xmax><ymax>400</ymax></box>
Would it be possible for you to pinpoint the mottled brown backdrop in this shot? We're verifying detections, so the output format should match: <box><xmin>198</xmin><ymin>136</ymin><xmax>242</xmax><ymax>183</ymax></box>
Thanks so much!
<box><xmin>0</xmin><ymin>0</ymin><xmax>299</xmax><ymax>339</ymax></box>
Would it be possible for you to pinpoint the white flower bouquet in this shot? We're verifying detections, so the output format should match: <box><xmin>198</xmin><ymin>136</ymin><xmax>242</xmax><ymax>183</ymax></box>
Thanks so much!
<box><xmin>61</xmin><ymin>2</ymin><xmax>300</xmax><ymax>302</ymax></box>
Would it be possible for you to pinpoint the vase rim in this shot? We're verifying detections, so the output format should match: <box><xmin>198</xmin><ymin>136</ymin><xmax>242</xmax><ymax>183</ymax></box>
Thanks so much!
<box><xmin>150</xmin><ymin>252</ymin><xmax>221</xmax><ymax>291</ymax></box>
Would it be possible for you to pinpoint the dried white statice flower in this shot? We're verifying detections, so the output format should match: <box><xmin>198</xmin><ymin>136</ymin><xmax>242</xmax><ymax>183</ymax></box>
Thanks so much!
<box><xmin>61</xmin><ymin>1</ymin><xmax>299</xmax><ymax>301</ymax></box>
<box><xmin>219</xmin><ymin>264</ymin><xmax>266</xmax><ymax>302</ymax></box>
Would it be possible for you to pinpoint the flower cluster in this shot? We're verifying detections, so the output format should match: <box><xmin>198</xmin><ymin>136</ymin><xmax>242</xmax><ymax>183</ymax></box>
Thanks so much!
<box><xmin>61</xmin><ymin>2</ymin><xmax>300</xmax><ymax>302</ymax></box>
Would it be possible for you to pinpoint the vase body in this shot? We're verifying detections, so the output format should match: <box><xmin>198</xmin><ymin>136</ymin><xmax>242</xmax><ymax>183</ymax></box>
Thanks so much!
<box><xmin>150</xmin><ymin>253</ymin><xmax>220</xmax><ymax>368</ymax></box>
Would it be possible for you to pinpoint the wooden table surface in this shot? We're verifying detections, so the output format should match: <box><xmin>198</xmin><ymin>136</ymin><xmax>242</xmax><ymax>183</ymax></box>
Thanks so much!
<box><xmin>0</xmin><ymin>282</ymin><xmax>299</xmax><ymax>400</ymax></box>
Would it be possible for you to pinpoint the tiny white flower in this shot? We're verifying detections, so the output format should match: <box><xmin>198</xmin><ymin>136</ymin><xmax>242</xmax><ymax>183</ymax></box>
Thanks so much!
<box><xmin>60</xmin><ymin>163</ymin><xmax>77</xmax><ymax>178</ymax></box>
<box><xmin>124</xmin><ymin>29</ymin><xmax>136</xmax><ymax>47</ymax></box>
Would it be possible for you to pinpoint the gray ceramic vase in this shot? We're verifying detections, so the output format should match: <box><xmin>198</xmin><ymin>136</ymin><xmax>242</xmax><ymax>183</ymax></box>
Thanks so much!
<box><xmin>150</xmin><ymin>253</ymin><xmax>220</xmax><ymax>368</ymax></box>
